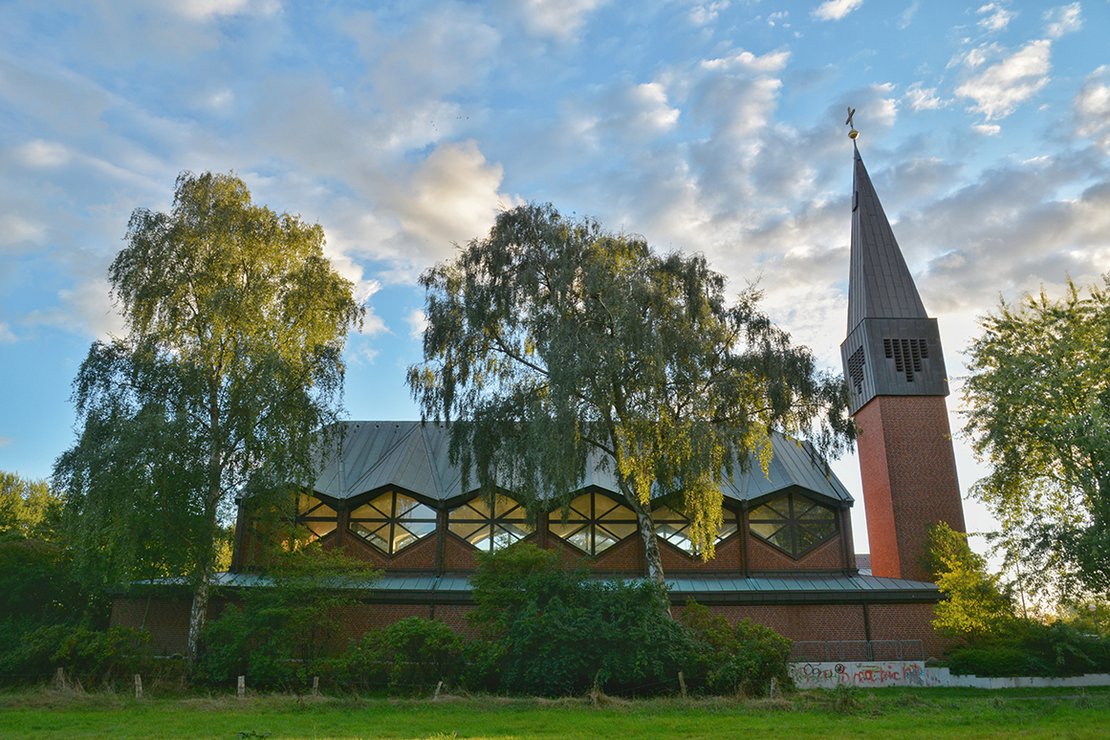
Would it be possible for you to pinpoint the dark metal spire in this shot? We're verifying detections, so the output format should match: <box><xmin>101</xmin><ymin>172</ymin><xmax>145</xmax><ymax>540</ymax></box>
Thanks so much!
<box><xmin>846</xmin><ymin>144</ymin><xmax>927</xmax><ymax>333</ymax></box>
<box><xmin>840</xmin><ymin>140</ymin><xmax>948</xmax><ymax>415</ymax></box>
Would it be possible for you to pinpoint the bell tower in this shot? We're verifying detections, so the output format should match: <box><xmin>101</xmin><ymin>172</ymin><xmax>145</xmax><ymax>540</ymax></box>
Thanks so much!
<box><xmin>839</xmin><ymin>137</ymin><xmax>966</xmax><ymax>582</ymax></box>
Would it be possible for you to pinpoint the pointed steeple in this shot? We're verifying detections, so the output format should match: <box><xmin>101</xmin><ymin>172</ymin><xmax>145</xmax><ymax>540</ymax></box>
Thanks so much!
<box><xmin>846</xmin><ymin>144</ymin><xmax>927</xmax><ymax>333</ymax></box>
<box><xmin>840</xmin><ymin>142</ymin><xmax>948</xmax><ymax>416</ymax></box>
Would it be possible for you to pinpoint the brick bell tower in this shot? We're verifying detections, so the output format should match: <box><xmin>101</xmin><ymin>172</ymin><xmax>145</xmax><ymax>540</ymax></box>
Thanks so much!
<box><xmin>840</xmin><ymin>138</ymin><xmax>966</xmax><ymax>582</ymax></box>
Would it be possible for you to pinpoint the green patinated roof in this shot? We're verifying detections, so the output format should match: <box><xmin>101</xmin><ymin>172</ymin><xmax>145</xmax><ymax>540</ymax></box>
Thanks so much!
<box><xmin>311</xmin><ymin>421</ymin><xmax>852</xmax><ymax>505</ymax></box>
<box><xmin>133</xmin><ymin>571</ymin><xmax>937</xmax><ymax>605</ymax></box>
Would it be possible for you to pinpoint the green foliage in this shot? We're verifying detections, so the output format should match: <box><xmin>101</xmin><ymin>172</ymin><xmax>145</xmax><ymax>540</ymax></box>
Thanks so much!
<box><xmin>0</xmin><ymin>537</ymin><xmax>105</xmax><ymax>686</ymax></box>
<box><xmin>0</xmin><ymin>624</ymin><xmax>151</xmax><ymax>687</ymax></box>
<box><xmin>468</xmin><ymin>543</ymin><xmax>694</xmax><ymax>696</ymax></box>
<box><xmin>0</xmin><ymin>472</ymin><xmax>62</xmax><ymax>542</ymax></box>
<box><xmin>54</xmin><ymin>171</ymin><xmax>364</xmax><ymax>656</ymax></box>
<box><xmin>345</xmin><ymin>617</ymin><xmax>465</xmax><ymax>694</ymax></box>
<box><xmin>409</xmin><ymin>204</ymin><xmax>852</xmax><ymax>582</ymax></box>
<box><xmin>963</xmin><ymin>275</ymin><xmax>1110</xmax><ymax>594</ymax></box>
<box><xmin>679</xmin><ymin>601</ymin><xmax>792</xmax><ymax>696</ymax></box>
<box><xmin>196</xmin><ymin>547</ymin><xmax>377</xmax><ymax>689</ymax></box>
<box><xmin>925</xmin><ymin>523</ymin><xmax>1015</xmax><ymax>638</ymax></box>
<box><xmin>947</xmin><ymin>621</ymin><xmax>1110</xmax><ymax>677</ymax></box>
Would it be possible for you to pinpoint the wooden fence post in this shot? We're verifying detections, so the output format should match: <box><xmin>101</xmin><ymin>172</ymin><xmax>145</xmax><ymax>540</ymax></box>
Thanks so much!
<box><xmin>237</xmin><ymin>675</ymin><xmax>246</xmax><ymax>699</ymax></box>
<box><xmin>312</xmin><ymin>676</ymin><xmax>320</xmax><ymax>697</ymax></box>
<box><xmin>134</xmin><ymin>674</ymin><xmax>143</xmax><ymax>700</ymax></box>
<box><xmin>678</xmin><ymin>671</ymin><xmax>688</xmax><ymax>699</ymax></box>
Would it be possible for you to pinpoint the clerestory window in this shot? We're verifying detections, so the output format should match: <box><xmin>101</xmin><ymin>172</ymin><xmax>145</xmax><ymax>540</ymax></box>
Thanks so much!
<box><xmin>748</xmin><ymin>491</ymin><xmax>838</xmax><ymax>559</ymax></box>
<box><xmin>296</xmin><ymin>493</ymin><xmax>338</xmax><ymax>542</ymax></box>
<box><xmin>653</xmin><ymin>505</ymin><xmax>738</xmax><ymax>556</ymax></box>
<box><xmin>548</xmin><ymin>491</ymin><xmax>638</xmax><ymax>556</ymax></box>
<box><xmin>448</xmin><ymin>494</ymin><xmax>533</xmax><ymax>552</ymax></box>
<box><xmin>349</xmin><ymin>491</ymin><xmax>437</xmax><ymax>555</ymax></box>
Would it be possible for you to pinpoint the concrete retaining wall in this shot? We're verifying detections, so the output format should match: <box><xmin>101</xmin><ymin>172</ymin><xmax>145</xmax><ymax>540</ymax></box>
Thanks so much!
<box><xmin>789</xmin><ymin>661</ymin><xmax>1110</xmax><ymax>689</ymax></box>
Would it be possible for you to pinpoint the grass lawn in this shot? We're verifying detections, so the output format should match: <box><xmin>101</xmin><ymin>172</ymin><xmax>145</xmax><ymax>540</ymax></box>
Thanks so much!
<box><xmin>2</xmin><ymin>686</ymin><xmax>1108</xmax><ymax>738</ymax></box>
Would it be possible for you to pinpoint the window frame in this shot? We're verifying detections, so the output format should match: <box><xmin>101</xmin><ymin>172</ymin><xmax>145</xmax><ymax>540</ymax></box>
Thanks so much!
<box><xmin>347</xmin><ymin>489</ymin><xmax>438</xmax><ymax>555</ymax></box>
<box><xmin>747</xmin><ymin>490</ymin><xmax>839</xmax><ymax>559</ymax></box>
<box><xmin>652</xmin><ymin>503</ymin><xmax>739</xmax><ymax>557</ymax></box>
<box><xmin>294</xmin><ymin>492</ymin><xmax>339</xmax><ymax>543</ymax></box>
<box><xmin>547</xmin><ymin>489</ymin><xmax>639</xmax><ymax>556</ymax></box>
<box><xmin>447</xmin><ymin>492</ymin><xmax>534</xmax><ymax>552</ymax></box>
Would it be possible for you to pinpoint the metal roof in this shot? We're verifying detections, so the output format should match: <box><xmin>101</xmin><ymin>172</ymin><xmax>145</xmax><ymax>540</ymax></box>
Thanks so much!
<box><xmin>310</xmin><ymin>421</ymin><xmax>852</xmax><ymax>505</ymax></box>
<box><xmin>847</xmin><ymin>144</ymin><xmax>928</xmax><ymax>333</ymax></box>
<box><xmin>133</xmin><ymin>571</ymin><xmax>936</xmax><ymax>605</ymax></box>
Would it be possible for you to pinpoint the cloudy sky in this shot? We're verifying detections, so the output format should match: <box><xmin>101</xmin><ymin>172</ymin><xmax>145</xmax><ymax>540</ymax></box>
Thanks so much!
<box><xmin>2</xmin><ymin>1</ymin><xmax>1107</xmax><ymax>554</ymax></box>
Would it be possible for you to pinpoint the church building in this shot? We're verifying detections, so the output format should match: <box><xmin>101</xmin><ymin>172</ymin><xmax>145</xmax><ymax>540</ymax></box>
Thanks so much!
<box><xmin>112</xmin><ymin>139</ymin><xmax>968</xmax><ymax>660</ymax></box>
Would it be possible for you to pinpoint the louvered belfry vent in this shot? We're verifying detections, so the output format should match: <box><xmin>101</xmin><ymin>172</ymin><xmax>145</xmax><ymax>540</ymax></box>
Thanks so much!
<box><xmin>847</xmin><ymin>346</ymin><xmax>866</xmax><ymax>394</ymax></box>
<box><xmin>883</xmin><ymin>338</ymin><xmax>929</xmax><ymax>382</ymax></box>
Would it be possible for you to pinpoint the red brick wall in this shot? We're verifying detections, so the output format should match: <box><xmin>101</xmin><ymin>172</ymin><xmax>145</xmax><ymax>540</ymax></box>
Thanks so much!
<box><xmin>112</xmin><ymin>594</ymin><xmax>944</xmax><ymax>660</ymax></box>
<box><xmin>745</xmin><ymin>532</ymin><xmax>844</xmax><ymax>573</ymax></box>
<box><xmin>698</xmin><ymin>603</ymin><xmax>867</xmax><ymax>643</ymax></box>
<box><xmin>111</xmin><ymin>597</ymin><xmax>192</xmax><ymax>655</ymax></box>
<box><xmin>855</xmin><ymin>396</ymin><xmax>966</xmax><ymax>581</ymax></box>
<box><xmin>661</xmin><ymin>533</ymin><xmax>743</xmax><ymax>573</ymax></box>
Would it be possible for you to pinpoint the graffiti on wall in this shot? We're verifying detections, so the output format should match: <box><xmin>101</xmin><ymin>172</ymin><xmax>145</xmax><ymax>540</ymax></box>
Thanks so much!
<box><xmin>789</xmin><ymin>660</ymin><xmax>926</xmax><ymax>689</ymax></box>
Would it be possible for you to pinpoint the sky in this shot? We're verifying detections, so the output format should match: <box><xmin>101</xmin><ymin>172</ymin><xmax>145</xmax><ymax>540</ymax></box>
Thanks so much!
<box><xmin>1</xmin><ymin>1</ymin><xmax>1108</xmax><ymax>557</ymax></box>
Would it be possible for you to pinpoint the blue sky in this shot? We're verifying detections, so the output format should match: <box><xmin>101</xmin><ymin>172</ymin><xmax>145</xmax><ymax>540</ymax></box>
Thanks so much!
<box><xmin>1</xmin><ymin>1</ymin><xmax>1107</xmax><ymax>555</ymax></box>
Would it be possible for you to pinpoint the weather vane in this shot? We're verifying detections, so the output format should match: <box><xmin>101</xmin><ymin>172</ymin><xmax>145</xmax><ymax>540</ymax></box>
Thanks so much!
<box><xmin>846</xmin><ymin>106</ymin><xmax>859</xmax><ymax>140</ymax></box>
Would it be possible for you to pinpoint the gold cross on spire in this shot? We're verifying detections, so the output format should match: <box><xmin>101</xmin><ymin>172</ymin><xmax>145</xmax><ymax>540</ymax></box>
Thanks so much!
<box><xmin>846</xmin><ymin>106</ymin><xmax>859</xmax><ymax>140</ymax></box>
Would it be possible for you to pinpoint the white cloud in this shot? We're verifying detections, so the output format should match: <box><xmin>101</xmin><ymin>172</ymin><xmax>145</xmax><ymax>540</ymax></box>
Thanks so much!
<box><xmin>977</xmin><ymin>3</ymin><xmax>1014</xmax><ymax>32</ymax></box>
<box><xmin>0</xmin><ymin>214</ymin><xmax>46</xmax><ymax>246</ymax></box>
<box><xmin>1074</xmin><ymin>65</ymin><xmax>1110</xmax><ymax>153</ymax></box>
<box><xmin>405</xmin><ymin>309</ymin><xmax>428</xmax><ymax>340</ymax></box>
<box><xmin>973</xmin><ymin>123</ymin><xmax>1002</xmax><ymax>135</ymax></box>
<box><xmin>389</xmin><ymin>141</ymin><xmax>518</xmax><ymax>265</ymax></box>
<box><xmin>0</xmin><ymin>323</ymin><xmax>15</xmax><ymax>343</ymax></box>
<box><xmin>904</xmin><ymin>83</ymin><xmax>946</xmax><ymax>111</ymax></box>
<box><xmin>701</xmin><ymin>49</ymin><xmax>790</xmax><ymax>74</ymax></box>
<box><xmin>172</xmin><ymin>0</ymin><xmax>280</xmax><ymax>21</ymax></box>
<box><xmin>812</xmin><ymin>0</ymin><xmax>863</xmax><ymax>22</ymax></box>
<box><xmin>767</xmin><ymin>11</ymin><xmax>789</xmax><ymax>27</ymax></box>
<box><xmin>690</xmin><ymin>2</ymin><xmax>730</xmax><ymax>26</ymax></box>
<box><xmin>499</xmin><ymin>0</ymin><xmax>605</xmax><ymax>41</ymax></box>
<box><xmin>1044</xmin><ymin>3</ymin><xmax>1082</xmax><ymax>38</ymax></box>
<box><xmin>15</xmin><ymin>139</ymin><xmax>70</xmax><ymax>168</ymax></box>
<box><xmin>956</xmin><ymin>39</ymin><xmax>1051</xmax><ymax>120</ymax></box>
<box><xmin>0</xmin><ymin>436</ymin><xmax>12</xmax><ymax>448</ymax></box>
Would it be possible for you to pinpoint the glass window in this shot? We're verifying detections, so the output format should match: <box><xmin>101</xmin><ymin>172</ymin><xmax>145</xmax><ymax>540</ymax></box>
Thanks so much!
<box><xmin>653</xmin><ymin>505</ymin><xmax>738</xmax><ymax>556</ymax></box>
<box><xmin>296</xmin><ymin>493</ymin><xmax>338</xmax><ymax>542</ymax></box>
<box><xmin>349</xmin><ymin>491</ymin><xmax>437</xmax><ymax>555</ymax></box>
<box><xmin>748</xmin><ymin>491</ymin><xmax>838</xmax><ymax>558</ymax></box>
<box><xmin>548</xmin><ymin>491</ymin><xmax>637</xmax><ymax>556</ymax></box>
<box><xmin>448</xmin><ymin>494</ymin><xmax>534</xmax><ymax>551</ymax></box>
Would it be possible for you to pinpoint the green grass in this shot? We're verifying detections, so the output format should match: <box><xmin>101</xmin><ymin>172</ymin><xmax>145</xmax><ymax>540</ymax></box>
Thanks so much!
<box><xmin>2</xmin><ymin>686</ymin><xmax>1109</xmax><ymax>738</ymax></box>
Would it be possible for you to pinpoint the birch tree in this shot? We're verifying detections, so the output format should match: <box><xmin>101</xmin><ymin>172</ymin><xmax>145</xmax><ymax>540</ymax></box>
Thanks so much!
<box><xmin>408</xmin><ymin>204</ymin><xmax>851</xmax><ymax>588</ymax></box>
<box><xmin>55</xmin><ymin>172</ymin><xmax>362</xmax><ymax>659</ymax></box>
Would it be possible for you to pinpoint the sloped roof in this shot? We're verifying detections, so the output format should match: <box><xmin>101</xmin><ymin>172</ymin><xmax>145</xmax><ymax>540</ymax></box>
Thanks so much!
<box><xmin>310</xmin><ymin>421</ymin><xmax>852</xmax><ymax>505</ymax></box>
<box><xmin>847</xmin><ymin>144</ymin><xmax>928</xmax><ymax>333</ymax></box>
<box><xmin>134</xmin><ymin>571</ymin><xmax>936</xmax><ymax>604</ymax></box>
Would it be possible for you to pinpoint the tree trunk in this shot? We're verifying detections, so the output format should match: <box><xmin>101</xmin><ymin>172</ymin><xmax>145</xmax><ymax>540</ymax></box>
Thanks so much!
<box><xmin>623</xmin><ymin>490</ymin><xmax>670</xmax><ymax>606</ymax></box>
<box><xmin>186</xmin><ymin>571</ymin><xmax>210</xmax><ymax>662</ymax></box>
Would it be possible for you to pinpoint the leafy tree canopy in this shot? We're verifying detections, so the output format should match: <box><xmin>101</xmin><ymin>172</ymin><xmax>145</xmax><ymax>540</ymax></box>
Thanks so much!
<box><xmin>409</xmin><ymin>204</ymin><xmax>852</xmax><ymax>584</ymax></box>
<box><xmin>54</xmin><ymin>171</ymin><xmax>363</xmax><ymax>657</ymax></box>
<box><xmin>963</xmin><ymin>275</ymin><xmax>1110</xmax><ymax>594</ymax></box>
<box><xmin>0</xmin><ymin>471</ymin><xmax>61</xmax><ymax>542</ymax></box>
<box><xmin>925</xmin><ymin>522</ymin><xmax>1015</xmax><ymax>639</ymax></box>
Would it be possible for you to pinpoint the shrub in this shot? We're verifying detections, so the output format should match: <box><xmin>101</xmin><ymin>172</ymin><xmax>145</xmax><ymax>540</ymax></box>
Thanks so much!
<box><xmin>469</xmin><ymin>543</ymin><xmax>693</xmax><ymax>697</ymax></box>
<box><xmin>680</xmin><ymin>601</ymin><xmax>792</xmax><ymax>696</ymax></box>
<box><xmin>345</xmin><ymin>617</ymin><xmax>465</xmax><ymax>694</ymax></box>
<box><xmin>196</xmin><ymin>546</ymin><xmax>378</xmax><ymax>690</ymax></box>
<box><xmin>946</xmin><ymin>621</ymin><xmax>1110</xmax><ymax>677</ymax></box>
